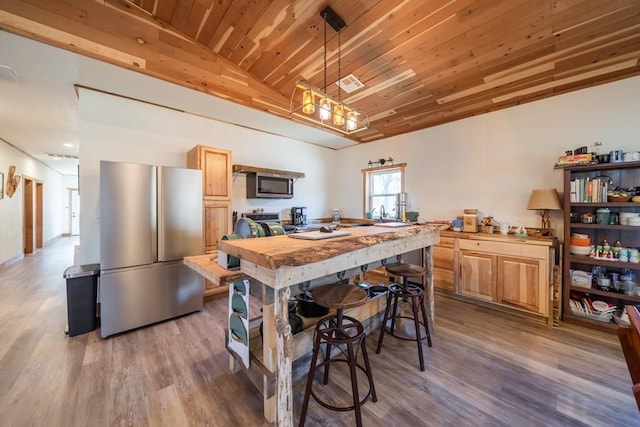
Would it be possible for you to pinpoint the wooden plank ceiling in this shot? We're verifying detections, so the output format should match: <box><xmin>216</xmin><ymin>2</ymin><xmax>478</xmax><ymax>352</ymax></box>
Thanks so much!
<box><xmin>1</xmin><ymin>0</ymin><xmax>639</xmax><ymax>143</ymax></box>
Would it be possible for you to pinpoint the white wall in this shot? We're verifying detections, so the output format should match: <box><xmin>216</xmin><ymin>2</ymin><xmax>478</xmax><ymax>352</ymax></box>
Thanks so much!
<box><xmin>334</xmin><ymin>76</ymin><xmax>640</xmax><ymax>235</ymax></box>
<box><xmin>0</xmin><ymin>140</ymin><xmax>69</xmax><ymax>264</ymax></box>
<box><xmin>77</xmin><ymin>75</ymin><xmax>640</xmax><ymax>266</ymax></box>
<box><xmin>77</xmin><ymin>89</ymin><xmax>336</xmax><ymax>264</ymax></box>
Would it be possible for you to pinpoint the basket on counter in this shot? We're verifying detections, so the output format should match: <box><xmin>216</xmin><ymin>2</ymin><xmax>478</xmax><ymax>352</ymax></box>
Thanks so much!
<box><xmin>482</xmin><ymin>225</ymin><xmax>494</xmax><ymax>234</ymax></box>
<box><xmin>608</xmin><ymin>195</ymin><xmax>631</xmax><ymax>202</ymax></box>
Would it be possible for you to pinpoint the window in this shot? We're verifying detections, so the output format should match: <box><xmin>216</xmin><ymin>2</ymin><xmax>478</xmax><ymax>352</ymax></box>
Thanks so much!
<box><xmin>363</xmin><ymin>164</ymin><xmax>405</xmax><ymax>219</ymax></box>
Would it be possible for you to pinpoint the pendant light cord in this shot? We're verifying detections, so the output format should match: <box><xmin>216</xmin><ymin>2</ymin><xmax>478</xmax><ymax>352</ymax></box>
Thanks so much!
<box><xmin>337</xmin><ymin>27</ymin><xmax>342</xmax><ymax>102</ymax></box>
<box><xmin>323</xmin><ymin>12</ymin><xmax>327</xmax><ymax>92</ymax></box>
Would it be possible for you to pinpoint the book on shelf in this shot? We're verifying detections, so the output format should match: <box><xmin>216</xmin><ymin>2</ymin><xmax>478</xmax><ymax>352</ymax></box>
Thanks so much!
<box><xmin>570</xmin><ymin>177</ymin><xmax>608</xmax><ymax>203</ymax></box>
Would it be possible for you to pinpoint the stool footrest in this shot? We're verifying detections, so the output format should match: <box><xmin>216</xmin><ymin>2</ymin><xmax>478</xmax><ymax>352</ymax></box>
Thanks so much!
<box><xmin>308</xmin><ymin>358</ymin><xmax>376</xmax><ymax>412</ymax></box>
<box><xmin>383</xmin><ymin>316</ymin><xmax>430</xmax><ymax>342</ymax></box>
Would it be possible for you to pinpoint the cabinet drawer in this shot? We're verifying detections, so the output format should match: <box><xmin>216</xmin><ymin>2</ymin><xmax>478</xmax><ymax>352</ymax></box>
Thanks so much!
<box><xmin>459</xmin><ymin>239</ymin><xmax>548</xmax><ymax>259</ymax></box>
<box><xmin>434</xmin><ymin>245</ymin><xmax>454</xmax><ymax>270</ymax></box>
<box><xmin>438</xmin><ymin>236</ymin><xmax>455</xmax><ymax>248</ymax></box>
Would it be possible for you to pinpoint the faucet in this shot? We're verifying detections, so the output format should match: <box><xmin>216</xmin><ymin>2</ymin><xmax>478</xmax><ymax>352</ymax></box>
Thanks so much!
<box><xmin>379</xmin><ymin>205</ymin><xmax>386</xmax><ymax>222</ymax></box>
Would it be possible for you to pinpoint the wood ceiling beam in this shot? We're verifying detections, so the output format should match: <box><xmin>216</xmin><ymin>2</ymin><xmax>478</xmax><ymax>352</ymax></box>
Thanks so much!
<box><xmin>0</xmin><ymin>0</ymin><xmax>305</xmax><ymax>138</ymax></box>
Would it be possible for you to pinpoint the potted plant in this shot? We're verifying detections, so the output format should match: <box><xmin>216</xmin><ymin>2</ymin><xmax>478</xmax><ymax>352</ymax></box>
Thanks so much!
<box><xmin>366</xmin><ymin>207</ymin><xmax>377</xmax><ymax>219</ymax></box>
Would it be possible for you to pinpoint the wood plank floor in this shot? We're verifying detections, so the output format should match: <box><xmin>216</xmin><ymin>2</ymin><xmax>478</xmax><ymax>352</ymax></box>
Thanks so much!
<box><xmin>0</xmin><ymin>237</ymin><xmax>638</xmax><ymax>426</ymax></box>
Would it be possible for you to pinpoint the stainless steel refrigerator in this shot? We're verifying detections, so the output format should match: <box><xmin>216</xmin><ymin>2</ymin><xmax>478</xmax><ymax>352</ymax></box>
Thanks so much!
<box><xmin>99</xmin><ymin>161</ymin><xmax>204</xmax><ymax>338</ymax></box>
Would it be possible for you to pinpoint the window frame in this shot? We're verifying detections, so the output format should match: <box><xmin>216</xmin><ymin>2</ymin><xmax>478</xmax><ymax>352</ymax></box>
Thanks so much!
<box><xmin>362</xmin><ymin>163</ymin><xmax>406</xmax><ymax>219</ymax></box>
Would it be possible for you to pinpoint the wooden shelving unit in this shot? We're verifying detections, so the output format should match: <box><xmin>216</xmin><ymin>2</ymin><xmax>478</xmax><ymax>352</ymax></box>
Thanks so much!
<box><xmin>562</xmin><ymin>161</ymin><xmax>640</xmax><ymax>332</ymax></box>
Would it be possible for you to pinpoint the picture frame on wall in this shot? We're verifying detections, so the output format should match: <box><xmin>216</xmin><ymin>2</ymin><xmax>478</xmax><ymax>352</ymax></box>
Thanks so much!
<box><xmin>0</xmin><ymin>171</ymin><xmax>4</xmax><ymax>199</ymax></box>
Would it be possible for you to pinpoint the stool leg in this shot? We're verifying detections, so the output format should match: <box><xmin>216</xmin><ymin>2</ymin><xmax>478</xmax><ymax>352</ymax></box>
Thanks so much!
<box><xmin>323</xmin><ymin>340</ymin><xmax>333</xmax><ymax>385</ymax></box>
<box><xmin>299</xmin><ymin>328</ymin><xmax>322</xmax><ymax>427</ymax></box>
<box><xmin>411</xmin><ymin>295</ymin><xmax>425</xmax><ymax>371</ymax></box>
<box><xmin>323</xmin><ymin>314</ymin><xmax>339</xmax><ymax>384</ymax></box>
<box><xmin>389</xmin><ymin>290</ymin><xmax>400</xmax><ymax>334</ymax></box>
<box><xmin>376</xmin><ymin>291</ymin><xmax>393</xmax><ymax>354</ymax></box>
<box><xmin>360</xmin><ymin>335</ymin><xmax>377</xmax><ymax>402</ymax></box>
<box><xmin>420</xmin><ymin>294</ymin><xmax>432</xmax><ymax>347</ymax></box>
<box><xmin>347</xmin><ymin>341</ymin><xmax>363</xmax><ymax>427</ymax></box>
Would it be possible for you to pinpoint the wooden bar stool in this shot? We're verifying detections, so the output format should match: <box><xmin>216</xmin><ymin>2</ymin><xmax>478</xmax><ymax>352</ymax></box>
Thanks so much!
<box><xmin>376</xmin><ymin>262</ymin><xmax>432</xmax><ymax>371</ymax></box>
<box><xmin>299</xmin><ymin>283</ymin><xmax>377</xmax><ymax>427</ymax></box>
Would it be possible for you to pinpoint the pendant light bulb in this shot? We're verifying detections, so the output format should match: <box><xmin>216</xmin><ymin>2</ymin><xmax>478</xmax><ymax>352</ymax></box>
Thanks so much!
<box><xmin>333</xmin><ymin>104</ymin><xmax>345</xmax><ymax>126</ymax></box>
<box><xmin>346</xmin><ymin>110</ymin><xmax>358</xmax><ymax>131</ymax></box>
<box><xmin>302</xmin><ymin>90</ymin><xmax>315</xmax><ymax>114</ymax></box>
<box><xmin>319</xmin><ymin>98</ymin><xmax>331</xmax><ymax>120</ymax></box>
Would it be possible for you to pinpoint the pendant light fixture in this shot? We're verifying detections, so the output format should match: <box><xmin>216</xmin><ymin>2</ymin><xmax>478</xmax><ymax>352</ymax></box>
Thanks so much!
<box><xmin>289</xmin><ymin>6</ymin><xmax>369</xmax><ymax>135</ymax></box>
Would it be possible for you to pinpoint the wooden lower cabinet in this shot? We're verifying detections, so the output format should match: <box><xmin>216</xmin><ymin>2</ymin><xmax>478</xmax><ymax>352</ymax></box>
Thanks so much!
<box><xmin>496</xmin><ymin>256</ymin><xmax>545</xmax><ymax>315</ymax></box>
<box><xmin>433</xmin><ymin>237</ymin><xmax>456</xmax><ymax>292</ymax></box>
<box><xmin>435</xmin><ymin>233</ymin><xmax>554</xmax><ymax>322</ymax></box>
<box><xmin>204</xmin><ymin>200</ymin><xmax>232</xmax><ymax>253</ymax></box>
<box><xmin>460</xmin><ymin>251</ymin><xmax>495</xmax><ymax>301</ymax></box>
<box><xmin>202</xmin><ymin>201</ymin><xmax>232</xmax><ymax>299</ymax></box>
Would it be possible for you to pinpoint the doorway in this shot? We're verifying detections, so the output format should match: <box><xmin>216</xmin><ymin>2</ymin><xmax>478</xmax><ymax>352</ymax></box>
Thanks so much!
<box><xmin>69</xmin><ymin>188</ymin><xmax>79</xmax><ymax>235</ymax></box>
<box><xmin>23</xmin><ymin>176</ymin><xmax>43</xmax><ymax>254</ymax></box>
<box><xmin>36</xmin><ymin>182</ymin><xmax>43</xmax><ymax>248</ymax></box>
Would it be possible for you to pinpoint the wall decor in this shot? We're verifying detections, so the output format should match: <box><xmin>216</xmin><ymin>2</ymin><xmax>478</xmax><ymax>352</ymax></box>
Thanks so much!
<box><xmin>6</xmin><ymin>166</ymin><xmax>21</xmax><ymax>198</ymax></box>
<box><xmin>0</xmin><ymin>171</ymin><xmax>4</xmax><ymax>199</ymax></box>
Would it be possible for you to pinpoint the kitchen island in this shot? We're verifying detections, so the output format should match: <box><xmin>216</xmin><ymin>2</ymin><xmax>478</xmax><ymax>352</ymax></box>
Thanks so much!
<box><xmin>188</xmin><ymin>225</ymin><xmax>440</xmax><ymax>426</ymax></box>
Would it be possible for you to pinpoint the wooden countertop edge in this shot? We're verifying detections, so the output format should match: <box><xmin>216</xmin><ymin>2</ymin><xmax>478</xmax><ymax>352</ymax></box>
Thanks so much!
<box><xmin>220</xmin><ymin>225</ymin><xmax>440</xmax><ymax>271</ymax></box>
<box><xmin>439</xmin><ymin>230</ymin><xmax>556</xmax><ymax>246</ymax></box>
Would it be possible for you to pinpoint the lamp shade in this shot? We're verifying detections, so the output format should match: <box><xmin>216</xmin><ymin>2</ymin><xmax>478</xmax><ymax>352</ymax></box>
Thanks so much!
<box><xmin>527</xmin><ymin>188</ymin><xmax>562</xmax><ymax>210</ymax></box>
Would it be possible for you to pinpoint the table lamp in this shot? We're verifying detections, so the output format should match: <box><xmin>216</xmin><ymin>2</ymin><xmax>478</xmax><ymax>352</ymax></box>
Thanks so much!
<box><xmin>527</xmin><ymin>188</ymin><xmax>563</xmax><ymax>231</ymax></box>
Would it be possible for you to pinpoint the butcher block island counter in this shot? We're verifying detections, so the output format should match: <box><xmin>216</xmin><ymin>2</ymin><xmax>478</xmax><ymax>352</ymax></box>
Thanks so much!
<box><xmin>188</xmin><ymin>225</ymin><xmax>440</xmax><ymax>426</ymax></box>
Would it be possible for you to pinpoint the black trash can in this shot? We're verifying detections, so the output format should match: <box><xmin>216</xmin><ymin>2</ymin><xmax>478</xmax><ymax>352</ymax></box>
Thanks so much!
<box><xmin>63</xmin><ymin>264</ymin><xmax>100</xmax><ymax>337</ymax></box>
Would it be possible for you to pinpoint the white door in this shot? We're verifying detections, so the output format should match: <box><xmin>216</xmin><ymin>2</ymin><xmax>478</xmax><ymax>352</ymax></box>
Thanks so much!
<box><xmin>69</xmin><ymin>189</ymin><xmax>80</xmax><ymax>235</ymax></box>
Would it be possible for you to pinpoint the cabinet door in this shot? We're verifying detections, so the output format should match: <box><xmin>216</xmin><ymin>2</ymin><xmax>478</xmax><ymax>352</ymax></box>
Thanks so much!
<box><xmin>434</xmin><ymin>245</ymin><xmax>455</xmax><ymax>291</ymax></box>
<box><xmin>202</xmin><ymin>147</ymin><xmax>231</xmax><ymax>200</ymax></box>
<box><xmin>204</xmin><ymin>201</ymin><xmax>232</xmax><ymax>252</ymax></box>
<box><xmin>497</xmin><ymin>256</ymin><xmax>546</xmax><ymax>315</ymax></box>
<box><xmin>460</xmin><ymin>250</ymin><xmax>495</xmax><ymax>301</ymax></box>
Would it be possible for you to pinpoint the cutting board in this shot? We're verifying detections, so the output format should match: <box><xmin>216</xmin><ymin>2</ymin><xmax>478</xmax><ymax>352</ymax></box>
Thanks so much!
<box><xmin>288</xmin><ymin>230</ymin><xmax>351</xmax><ymax>240</ymax></box>
<box><xmin>376</xmin><ymin>222</ymin><xmax>411</xmax><ymax>228</ymax></box>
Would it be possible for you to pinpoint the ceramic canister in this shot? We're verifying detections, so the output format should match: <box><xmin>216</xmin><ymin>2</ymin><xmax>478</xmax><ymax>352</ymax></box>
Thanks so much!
<box><xmin>610</xmin><ymin>149</ymin><xmax>624</xmax><ymax>162</ymax></box>
<box><xmin>624</xmin><ymin>151</ymin><xmax>640</xmax><ymax>161</ymax></box>
<box><xmin>596</xmin><ymin>208</ymin><xmax>610</xmax><ymax>224</ymax></box>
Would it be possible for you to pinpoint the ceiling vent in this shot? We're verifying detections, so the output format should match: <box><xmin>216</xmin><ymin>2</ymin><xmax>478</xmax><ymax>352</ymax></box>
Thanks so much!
<box><xmin>336</xmin><ymin>74</ymin><xmax>364</xmax><ymax>93</ymax></box>
<box><xmin>47</xmin><ymin>153</ymin><xmax>79</xmax><ymax>159</ymax></box>
<box><xmin>0</xmin><ymin>65</ymin><xmax>20</xmax><ymax>84</ymax></box>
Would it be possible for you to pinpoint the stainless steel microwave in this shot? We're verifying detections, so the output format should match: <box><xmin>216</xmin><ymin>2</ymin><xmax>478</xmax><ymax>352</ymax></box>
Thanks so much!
<box><xmin>246</xmin><ymin>172</ymin><xmax>294</xmax><ymax>199</ymax></box>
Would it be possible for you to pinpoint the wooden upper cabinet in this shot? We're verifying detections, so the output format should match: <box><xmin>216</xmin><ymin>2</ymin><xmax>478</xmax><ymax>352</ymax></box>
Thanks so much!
<box><xmin>187</xmin><ymin>145</ymin><xmax>231</xmax><ymax>200</ymax></box>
